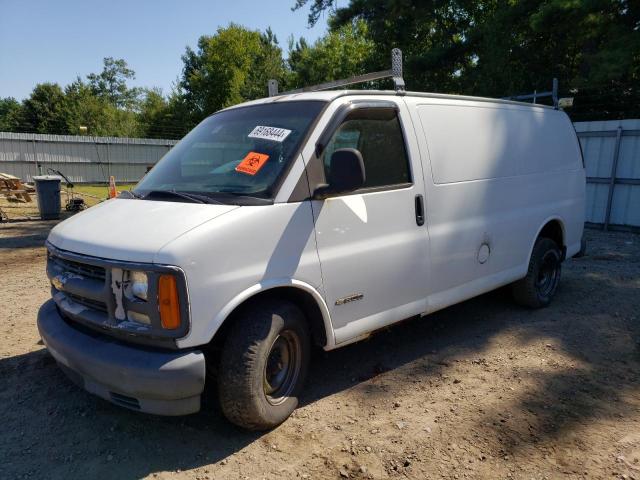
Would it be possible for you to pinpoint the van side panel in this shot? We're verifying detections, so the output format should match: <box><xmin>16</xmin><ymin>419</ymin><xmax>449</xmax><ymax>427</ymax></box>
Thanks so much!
<box><xmin>422</xmin><ymin>103</ymin><xmax>582</xmax><ymax>184</ymax></box>
<box><xmin>406</xmin><ymin>98</ymin><xmax>584</xmax><ymax>312</ymax></box>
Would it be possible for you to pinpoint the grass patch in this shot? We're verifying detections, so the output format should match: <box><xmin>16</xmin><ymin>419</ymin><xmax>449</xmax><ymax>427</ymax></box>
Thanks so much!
<box><xmin>1</xmin><ymin>182</ymin><xmax>138</xmax><ymax>221</ymax></box>
<box><xmin>71</xmin><ymin>183</ymin><xmax>137</xmax><ymax>202</ymax></box>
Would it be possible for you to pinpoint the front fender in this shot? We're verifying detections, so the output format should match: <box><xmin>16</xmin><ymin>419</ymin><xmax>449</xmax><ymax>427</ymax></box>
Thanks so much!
<box><xmin>176</xmin><ymin>278</ymin><xmax>335</xmax><ymax>350</ymax></box>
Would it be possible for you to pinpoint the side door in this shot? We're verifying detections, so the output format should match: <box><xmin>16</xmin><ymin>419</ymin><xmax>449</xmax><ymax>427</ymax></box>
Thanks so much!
<box><xmin>310</xmin><ymin>98</ymin><xmax>429</xmax><ymax>345</ymax></box>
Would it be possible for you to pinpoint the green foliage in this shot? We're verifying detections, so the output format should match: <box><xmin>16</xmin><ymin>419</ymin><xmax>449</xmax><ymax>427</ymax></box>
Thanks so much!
<box><xmin>87</xmin><ymin>57</ymin><xmax>141</xmax><ymax>109</ymax></box>
<box><xmin>295</xmin><ymin>0</ymin><xmax>480</xmax><ymax>92</ymax></box>
<box><xmin>21</xmin><ymin>83</ymin><xmax>69</xmax><ymax>134</ymax></box>
<box><xmin>138</xmin><ymin>88</ymin><xmax>169</xmax><ymax>136</ymax></box>
<box><xmin>64</xmin><ymin>78</ymin><xmax>135</xmax><ymax>137</ymax></box>
<box><xmin>137</xmin><ymin>88</ymin><xmax>194</xmax><ymax>139</ymax></box>
<box><xmin>0</xmin><ymin>60</ymin><xmax>151</xmax><ymax>138</ymax></box>
<box><xmin>61</xmin><ymin>78</ymin><xmax>140</xmax><ymax>137</ymax></box>
<box><xmin>464</xmin><ymin>0</ymin><xmax>640</xmax><ymax>98</ymax></box>
<box><xmin>295</xmin><ymin>0</ymin><xmax>640</xmax><ymax>120</ymax></box>
<box><xmin>287</xmin><ymin>19</ymin><xmax>374</xmax><ymax>88</ymax></box>
<box><xmin>178</xmin><ymin>24</ymin><xmax>287</xmax><ymax>122</ymax></box>
<box><xmin>0</xmin><ymin>97</ymin><xmax>21</xmax><ymax>131</ymax></box>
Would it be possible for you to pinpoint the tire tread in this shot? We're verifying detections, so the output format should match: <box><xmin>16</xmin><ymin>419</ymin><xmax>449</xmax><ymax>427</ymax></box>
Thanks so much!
<box><xmin>217</xmin><ymin>300</ymin><xmax>308</xmax><ymax>430</ymax></box>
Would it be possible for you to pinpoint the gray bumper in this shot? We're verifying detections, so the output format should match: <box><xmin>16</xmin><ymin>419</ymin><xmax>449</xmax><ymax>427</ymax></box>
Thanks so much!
<box><xmin>37</xmin><ymin>299</ymin><xmax>206</xmax><ymax>416</ymax></box>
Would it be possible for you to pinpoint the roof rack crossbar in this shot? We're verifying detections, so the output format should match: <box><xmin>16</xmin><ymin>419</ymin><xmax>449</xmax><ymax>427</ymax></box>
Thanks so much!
<box><xmin>268</xmin><ymin>48</ymin><xmax>405</xmax><ymax>97</ymax></box>
<box><xmin>503</xmin><ymin>78</ymin><xmax>559</xmax><ymax>109</ymax></box>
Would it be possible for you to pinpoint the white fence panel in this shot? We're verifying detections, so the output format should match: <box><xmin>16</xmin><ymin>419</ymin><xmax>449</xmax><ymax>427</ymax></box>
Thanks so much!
<box><xmin>575</xmin><ymin>119</ymin><xmax>640</xmax><ymax>230</ymax></box>
<box><xmin>0</xmin><ymin>132</ymin><xmax>176</xmax><ymax>183</ymax></box>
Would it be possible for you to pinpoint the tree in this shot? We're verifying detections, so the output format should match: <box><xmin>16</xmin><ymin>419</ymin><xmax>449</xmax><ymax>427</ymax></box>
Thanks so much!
<box><xmin>138</xmin><ymin>88</ymin><xmax>168</xmax><ymax>137</ymax></box>
<box><xmin>65</xmin><ymin>78</ymin><xmax>141</xmax><ymax>137</ymax></box>
<box><xmin>463</xmin><ymin>0</ymin><xmax>640</xmax><ymax>97</ymax></box>
<box><xmin>21</xmin><ymin>83</ymin><xmax>68</xmax><ymax>134</ymax></box>
<box><xmin>0</xmin><ymin>97</ymin><xmax>22</xmax><ymax>132</ymax></box>
<box><xmin>287</xmin><ymin>19</ymin><xmax>374</xmax><ymax>89</ymax></box>
<box><xmin>244</xmin><ymin>27</ymin><xmax>289</xmax><ymax>100</ymax></box>
<box><xmin>466</xmin><ymin>0</ymin><xmax>640</xmax><ymax>119</ymax></box>
<box><xmin>178</xmin><ymin>24</ymin><xmax>287</xmax><ymax>122</ymax></box>
<box><xmin>87</xmin><ymin>57</ymin><xmax>141</xmax><ymax>109</ymax></box>
<box><xmin>137</xmin><ymin>87</ymin><xmax>193</xmax><ymax>139</ymax></box>
<box><xmin>293</xmin><ymin>0</ymin><xmax>640</xmax><ymax>120</ymax></box>
<box><xmin>294</xmin><ymin>0</ymin><xmax>479</xmax><ymax>93</ymax></box>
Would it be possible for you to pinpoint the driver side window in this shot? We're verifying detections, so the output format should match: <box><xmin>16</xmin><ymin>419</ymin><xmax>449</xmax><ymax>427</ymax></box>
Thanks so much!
<box><xmin>322</xmin><ymin>108</ymin><xmax>411</xmax><ymax>189</ymax></box>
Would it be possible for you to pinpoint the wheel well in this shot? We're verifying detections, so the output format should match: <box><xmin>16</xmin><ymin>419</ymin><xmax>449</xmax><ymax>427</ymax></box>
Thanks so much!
<box><xmin>208</xmin><ymin>287</ymin><xmax>328</xmax><ymax>354</ymax></box>
<box><xmin>538</xmin><ymin>220</ymin><xmax>564</xmax><ymax>248</ymax></box>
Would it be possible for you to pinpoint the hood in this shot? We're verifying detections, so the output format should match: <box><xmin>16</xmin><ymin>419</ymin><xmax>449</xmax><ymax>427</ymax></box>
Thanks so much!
<box><xmin>48</xmin><ymin>198</ymin><xmax>239</xmax><ymax>263</ymax></box>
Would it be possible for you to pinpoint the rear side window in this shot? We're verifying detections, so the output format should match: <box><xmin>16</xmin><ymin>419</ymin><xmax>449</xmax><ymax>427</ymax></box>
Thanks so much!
<box><xmin>322</xmin><ymin>108</ymin><xmax>411</xmax><ymax>189</ymax></box>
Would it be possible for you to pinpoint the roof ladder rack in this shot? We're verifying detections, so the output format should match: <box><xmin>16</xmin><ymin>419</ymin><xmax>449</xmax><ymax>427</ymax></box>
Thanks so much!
<box><xmin>503</xmin><ymin>78</ymin><xmax>559</xmax><ymax>109</ymax></box>
<box><xmin>268</xmin><ymin>48</ymin><xmax>405</xmax><ymax>97</ymax></box>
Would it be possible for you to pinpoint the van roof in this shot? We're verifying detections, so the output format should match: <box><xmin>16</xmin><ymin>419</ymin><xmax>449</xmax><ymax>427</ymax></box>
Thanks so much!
<box><xmin>224</xmin><ymin>89</ymin><xmax>555</xmax><ymax>111</ymax></box>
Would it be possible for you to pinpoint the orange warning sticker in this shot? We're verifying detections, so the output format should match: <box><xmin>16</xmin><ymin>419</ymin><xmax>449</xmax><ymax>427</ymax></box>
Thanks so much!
<box><xmin>235</xmin><ymin>152</ymin><xmax>269</xmax><ymax>175</ymax></box>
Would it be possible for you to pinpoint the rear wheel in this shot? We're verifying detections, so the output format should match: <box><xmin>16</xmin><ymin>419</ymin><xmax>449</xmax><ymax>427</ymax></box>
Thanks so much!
<box><xmin>217</xmin><ymin>299</ymin><xmax>310</xmax><ymax>430</ymax></box>
<box><xmin>512</xmin><ymin>237</ymin><xmax>562</xmax><ymax>308</ymax></box>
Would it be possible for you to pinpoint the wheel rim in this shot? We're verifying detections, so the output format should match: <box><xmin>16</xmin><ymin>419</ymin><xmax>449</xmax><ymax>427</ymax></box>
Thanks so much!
<box><xmin>536</xmin><ymin>251</ymin><xmax>560</xmax><ymax>297</ymax></box>
<box><xmin>263</xmin><ymin>330</ymin><xmax>302</xmax><ymax>405</ymax></box>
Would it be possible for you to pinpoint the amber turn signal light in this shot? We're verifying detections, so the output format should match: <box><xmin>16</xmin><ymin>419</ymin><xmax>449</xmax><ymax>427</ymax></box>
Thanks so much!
<box><xmin>158</xmin><ymin>274</ymin><xmax>180</xmax><ymax>329</ymax></box>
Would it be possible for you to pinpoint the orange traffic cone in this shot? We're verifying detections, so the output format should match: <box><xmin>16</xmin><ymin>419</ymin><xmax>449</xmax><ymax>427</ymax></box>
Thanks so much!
<box><xmin>108</xmin><ymin>176</ymin><xmax>117</xmax><ymax>199</ymax></box>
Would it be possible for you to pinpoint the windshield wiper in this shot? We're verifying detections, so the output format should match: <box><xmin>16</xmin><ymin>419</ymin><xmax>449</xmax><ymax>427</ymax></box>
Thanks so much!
<box><xmin>119</xmin><ymin>190</ymin><xmax>143</xmax><ymax>199</ymax></box>
<box><xmin>142</xmin><ymin>190</ymin><xmax>223</xmax><ymax>204</ymax></box>
<box><xmin>206</xmin><ymin>191</ymin><xmax>273</xmax><ymax>205</ymax></box>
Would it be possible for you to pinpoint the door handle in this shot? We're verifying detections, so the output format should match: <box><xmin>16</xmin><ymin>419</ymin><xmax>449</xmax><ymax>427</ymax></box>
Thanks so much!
<box><xmin>415</xmin><ymin>194</ymin><xmax>425</xmax><ymax>226</ymax></box>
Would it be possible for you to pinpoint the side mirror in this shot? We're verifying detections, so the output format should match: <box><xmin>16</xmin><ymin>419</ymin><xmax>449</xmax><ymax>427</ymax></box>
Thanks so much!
<box><xmin>314</xmin><ymin>148</ymin><xmax>366</xmax><ymax>199</ymax></box>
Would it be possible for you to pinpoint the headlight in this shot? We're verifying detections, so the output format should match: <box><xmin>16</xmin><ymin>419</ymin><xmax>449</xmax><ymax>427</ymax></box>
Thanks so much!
<box><xmin>125</xmin><ymin>270</ymin><xmax>148</xmax><ymax>301</ymax></box>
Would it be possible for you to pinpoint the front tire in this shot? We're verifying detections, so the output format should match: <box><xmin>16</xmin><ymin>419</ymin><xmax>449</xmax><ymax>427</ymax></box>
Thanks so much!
<box><xmin>217</xmin><ymin>299</ymin><xmax>310</xmax><ymax>430</ymax></box>
<box><xmin>512</xmin><ymin>237</ymin><xmax>562</xmax><ymax>308</ymax></box>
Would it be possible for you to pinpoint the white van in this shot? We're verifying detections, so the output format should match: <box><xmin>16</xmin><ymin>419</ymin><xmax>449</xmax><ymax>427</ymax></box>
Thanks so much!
<box><xmin>38</xmin><ymin>83</ymin><xmax>585</xmax><ymax>429</ymax></box>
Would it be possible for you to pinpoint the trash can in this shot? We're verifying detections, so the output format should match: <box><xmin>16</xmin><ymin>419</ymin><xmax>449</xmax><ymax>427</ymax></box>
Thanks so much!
<box><xmin>32</xmin><ymin>175</ymin><xmax>62</xmax><ymax>220</ymax></box>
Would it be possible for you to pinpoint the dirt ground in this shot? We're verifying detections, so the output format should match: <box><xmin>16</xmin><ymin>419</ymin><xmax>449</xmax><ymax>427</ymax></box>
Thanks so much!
<box><xmin>1</xmin><ymin>222</ymin><xmax>639</xmax><ymax>480</ymax></box>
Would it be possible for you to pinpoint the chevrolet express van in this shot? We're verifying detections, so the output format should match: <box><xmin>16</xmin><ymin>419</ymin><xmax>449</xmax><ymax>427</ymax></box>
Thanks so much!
<box><xmin>38</xmin><ymin>89</ymin><xmax>585</xmax><ymax>430</ymax></box>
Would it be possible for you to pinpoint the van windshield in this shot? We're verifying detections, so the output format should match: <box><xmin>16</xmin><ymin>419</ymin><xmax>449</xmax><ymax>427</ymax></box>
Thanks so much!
<box><xmin>134</xmin><ymin>101</ymin><xmax>326</xmax><ymax>203</ymax></box>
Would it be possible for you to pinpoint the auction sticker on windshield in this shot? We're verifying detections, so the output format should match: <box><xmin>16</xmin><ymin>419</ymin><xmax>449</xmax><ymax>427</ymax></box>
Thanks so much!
<box><xmin>248</xmin><ymin>126</ymin><xmax>292</xmax><ymax>142</ymax></box>
<box><xmin>236</xmin><ymin>152</ymin><xmax>270</xmax><ymax>175</ymax></box>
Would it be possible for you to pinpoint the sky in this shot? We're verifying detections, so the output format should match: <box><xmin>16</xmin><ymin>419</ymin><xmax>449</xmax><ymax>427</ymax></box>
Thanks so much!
<box><xmin>0</xmin><ymin>0</ymin><xmax>329</xmax><ymax>100</ymax></box>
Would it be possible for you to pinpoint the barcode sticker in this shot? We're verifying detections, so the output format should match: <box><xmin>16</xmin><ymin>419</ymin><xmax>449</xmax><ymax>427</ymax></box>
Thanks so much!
<box><xmin>248</xmin><ymin>125</ymin><xmax>292</xmax><ymax>143</ymax></box>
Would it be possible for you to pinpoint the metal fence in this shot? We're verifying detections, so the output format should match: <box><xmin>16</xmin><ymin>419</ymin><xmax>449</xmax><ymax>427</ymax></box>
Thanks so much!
<box><xmin>0</xmin><ymin>132</ymin><xmax>177</xmax><ymax>183</ymax></box>
<box><xmin>1</xmin><ymin>121</ymin><xmax>639</xmax><ymax>230</ymax></box>
<box><xmin>575</xmin><ymin>119</ymin><xmax>640</xmax><ymax>231</ymax></box>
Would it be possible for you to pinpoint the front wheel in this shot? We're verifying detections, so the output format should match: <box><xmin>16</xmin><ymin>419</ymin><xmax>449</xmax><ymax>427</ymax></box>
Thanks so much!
<box><xmin>512</xmin><ymin>237</ymin><xmax>562</xmax><ymax>308</ymax></box>
<box><xmin>217</xmin><ymin>300</ymin><xmax>310</xmax><ymax>430</ymax></box>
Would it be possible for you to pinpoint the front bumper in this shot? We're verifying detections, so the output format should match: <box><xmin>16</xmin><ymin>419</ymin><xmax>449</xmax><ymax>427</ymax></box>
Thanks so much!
<box><xmin>37</xmin><ymin>299</ymin><xmax>206</xmax><ymax>416</ymax></box>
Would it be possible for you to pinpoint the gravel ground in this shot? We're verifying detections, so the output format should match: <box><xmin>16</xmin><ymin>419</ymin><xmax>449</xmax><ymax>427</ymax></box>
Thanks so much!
<box><xmin>1</xmin><ymin>222</ymin><xmax>639</xmax><ymax>480</ymax></box>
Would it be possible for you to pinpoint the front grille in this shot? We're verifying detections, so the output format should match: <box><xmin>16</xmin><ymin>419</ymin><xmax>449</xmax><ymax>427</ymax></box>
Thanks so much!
<box><xmin>48</xmin><ymin>250</ymin><xmax>110</xmax><ymax>326</ymax></box>
<box><xmin>46</xmin><ymin>243</ymin><xmax>188</xmax><ymax>347</ymax></box>
<box><xmin>65</xmin><ymin>292</ymin><xmax>108</xmax><ymax>313</ymax></box>
<box><xmin>49</xmin><ymin>255</ymin><xmax>106</xmax><ymax>281</ymax></box>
